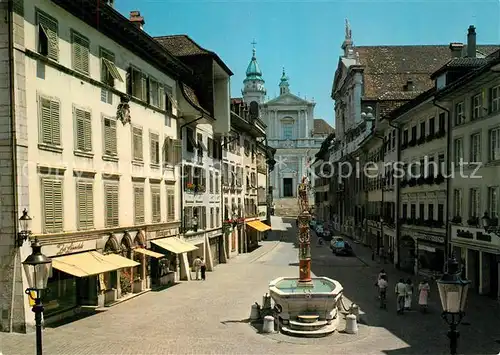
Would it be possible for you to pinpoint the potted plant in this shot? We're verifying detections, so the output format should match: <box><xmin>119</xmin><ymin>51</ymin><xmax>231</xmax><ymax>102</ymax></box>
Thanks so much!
<box><xmin>435</xmin><ymin>130</ymin><xmax>445</xmax><ymax>139</ymax></box>
<box><xmin>467</xmin><ymin>216</ymin><xmax>479</xmax><ymax>227</ymax></box>
<box><xmin>185</xmin><ymin>182</ymin><xmax>195</xmax><ymax>192</ymax></box>
<box><xmin>426</xmin><ymin>132</ymin><xmax>435</xmax><ymax>142</ymax></box>
<box><xmin>132</xmin><ymin>275</ymin><xmax>144</xmax><ymax>293</ymax></box>
<box><xmin>451</xmin><ymin>216</ymin><xmax>462</xmax><ymax>224</ymax></box>
<box><xmin>409</xmin><ymin>139</ymin><xmax>416</xmax><ymax>147</ymax></box>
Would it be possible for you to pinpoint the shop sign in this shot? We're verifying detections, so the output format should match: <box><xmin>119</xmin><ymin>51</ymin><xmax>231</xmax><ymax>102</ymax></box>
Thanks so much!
<box><xmin>476</xmin><ymin>232</ymin><xmax>492</xmax><ymax>243</ymax></box>
<box><xmin>43</xmin><ymin>240</ymin><xmax>96</xmax><ymax>257</ymax></box>
<box><xmin>456</xmin><ymin>229</ymin><xmax>473</xmax><ymax>239</ymax></box>
<box><xmin>155</xmin><ymin>228</ymin><xmax>178</xmax><ymax>239</ymax></box>
<box><xmin>416</xmin><ymin>234</ymin><xmax>444</xmax><ymax>244</ymax></box>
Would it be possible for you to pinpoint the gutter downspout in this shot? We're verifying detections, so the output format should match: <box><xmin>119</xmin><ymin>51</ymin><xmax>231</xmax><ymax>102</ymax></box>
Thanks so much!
<box><xmin>7</xmin><ymin>0</ymin><xmax>20</xmax><ymax>333</ymax></box>
<box><xmin>178</xmin><ymin>113</ymin><xmax>203</xmax><ymax>238</ymax></box>
<box><xmin>389</xmin><ymin>121</ymin><xmax>401</xmax><ymax>269</ymax></box>
<box><xmin>433</xmin><ymin>100</ymin><xmax>451</xmax><ymax>262</ymax></box>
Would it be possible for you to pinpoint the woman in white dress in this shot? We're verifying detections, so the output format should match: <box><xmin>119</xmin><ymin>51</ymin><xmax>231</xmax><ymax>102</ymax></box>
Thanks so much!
<box><xmin>418</xmin><ymin>280</ymin><xmax>430</xmax><ymax>313</ymax></box>
<box><xmin>404</xmin><ymin>278</ymin><xmax>414</xmax><ymax>310</ymax></box>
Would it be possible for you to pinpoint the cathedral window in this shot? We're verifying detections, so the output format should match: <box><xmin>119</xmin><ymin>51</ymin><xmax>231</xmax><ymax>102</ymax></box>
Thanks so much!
<box><xmin>282</xmin><ymin>123</ymin><xmax>294</xmax><ymax>140</ymax></box>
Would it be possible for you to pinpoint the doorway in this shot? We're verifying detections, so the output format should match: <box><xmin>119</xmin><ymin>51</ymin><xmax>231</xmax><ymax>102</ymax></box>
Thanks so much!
<box><xmin>283</xmin><ymin>178</ymin><xmax>293</xmax><ymax>197</ymax></box>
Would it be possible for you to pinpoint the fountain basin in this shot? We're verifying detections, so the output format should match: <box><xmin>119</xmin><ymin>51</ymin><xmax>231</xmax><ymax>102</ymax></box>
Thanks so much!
<box><xmin>269</xmin><ymin>276</ymin><xmax>343</xmax><ymax>327</ymax></box>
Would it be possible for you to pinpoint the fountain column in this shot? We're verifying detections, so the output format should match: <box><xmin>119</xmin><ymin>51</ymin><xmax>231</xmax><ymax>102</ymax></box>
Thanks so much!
<box><xmin>297</xmin><ymin>176</ymin><xmax>313</xmax><ymax>286</ymax></box>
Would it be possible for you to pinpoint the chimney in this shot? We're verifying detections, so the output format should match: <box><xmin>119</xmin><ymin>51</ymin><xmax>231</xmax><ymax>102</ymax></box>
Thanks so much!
<box><xmin>129</xmin><ymin>11</ymin><xmax>145</xmax><ymax>30</ymax></box>
<box><xmin>467</xmin><ymin>25</ymin><xmax>476</xmax><ymax>58</ymax></box>
<box><xmin>449</xmin><ymin>42</ymin><xmax>464</xmax><ymax>58</ymax></box>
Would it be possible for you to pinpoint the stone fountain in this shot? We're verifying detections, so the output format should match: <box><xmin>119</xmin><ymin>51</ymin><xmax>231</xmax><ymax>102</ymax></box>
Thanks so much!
<box><xmin>269</xmin><ymin>176</ymin><xmax>344</xmax><ymax>337</ymax></box>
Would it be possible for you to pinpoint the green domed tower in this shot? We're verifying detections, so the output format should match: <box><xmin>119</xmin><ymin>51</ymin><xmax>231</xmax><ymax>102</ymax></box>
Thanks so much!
<box><xmin>242</xmin><ymin>44</ymin><xmax>266</xmax><ymax>104</ymax></box>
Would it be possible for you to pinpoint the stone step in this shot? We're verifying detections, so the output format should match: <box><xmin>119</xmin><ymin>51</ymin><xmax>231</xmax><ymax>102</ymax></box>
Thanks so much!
<box><xmin>297</xmin><ymin>314</ymin><xmax>319</xmax><ymax>323</ymax></box>
<box><xmin>281</xmin><ymin>322</ymin><xmax>337</xmax><ymax>338</ymax></box>
<box><xmin>289</xmin><ymin>319</ymin><xmax>328</xmax><ymax>331</ymax></box>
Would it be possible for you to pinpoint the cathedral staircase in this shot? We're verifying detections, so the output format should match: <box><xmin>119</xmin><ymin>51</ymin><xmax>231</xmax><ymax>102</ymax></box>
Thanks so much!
<box><xmin>274</xmin><ymin>198</ymin><xmax>300</xmax><ymax>217</ymax></box>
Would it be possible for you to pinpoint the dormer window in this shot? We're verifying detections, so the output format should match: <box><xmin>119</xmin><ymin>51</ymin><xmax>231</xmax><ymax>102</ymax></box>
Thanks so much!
<box><xmin>404</xmin><ymin>79</ymin><xmax>416</xmax><ymax>91</ymax></box>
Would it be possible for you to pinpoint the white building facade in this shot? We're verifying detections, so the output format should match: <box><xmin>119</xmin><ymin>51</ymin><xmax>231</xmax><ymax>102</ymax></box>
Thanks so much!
<box><xmin>0</xmin><ymin>0</ymin><xmax>200</xmax><ymax>332</ymax></box>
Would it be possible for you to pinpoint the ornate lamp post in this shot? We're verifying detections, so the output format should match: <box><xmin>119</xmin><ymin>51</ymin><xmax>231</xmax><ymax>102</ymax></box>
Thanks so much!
<box><xmin>23</xmin><ymin>238</ymin><xmax>52</xmax><ymax>355</ymax></box>
<box><xmin>436</xmin><ymin>256</ymin><xmax>470</xmax><ymax>355</ymax></box>
<box><xmin>17</xmin><ymin>208</ymin><xmax>32</xmax><ymax>247</ymax></box>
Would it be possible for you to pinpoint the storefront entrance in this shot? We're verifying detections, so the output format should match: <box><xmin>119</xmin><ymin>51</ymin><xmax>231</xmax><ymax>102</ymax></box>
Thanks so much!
<box><xmin>210</xmin><ymin>236</ymin><xmax>222</xmax><ymax>266</ymax></box>
<box><xmin>283</xmin><ymin>178</ymin><xmax>293</xmax><ymax>197</ymax></box>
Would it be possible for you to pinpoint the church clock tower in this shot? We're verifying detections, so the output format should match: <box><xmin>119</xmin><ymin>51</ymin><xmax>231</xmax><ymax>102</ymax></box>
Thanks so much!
<box><xmin>242</xmin><ymin>43</ymin><xmax>266</xmax><ymax>104</ymax></box>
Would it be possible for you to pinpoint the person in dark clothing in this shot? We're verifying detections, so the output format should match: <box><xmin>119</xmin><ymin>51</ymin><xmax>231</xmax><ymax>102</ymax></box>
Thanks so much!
<box><xmin>200</xmin><ymin>258</ymin><xmax>206</xmax><ymax>280</ymax></box>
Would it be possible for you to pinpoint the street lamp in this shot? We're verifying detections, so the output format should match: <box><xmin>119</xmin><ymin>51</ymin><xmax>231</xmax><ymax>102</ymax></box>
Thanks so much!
<box><xmin>481</xmin><ymin>212</ymin><xmax>500</xmax><ymax>236</ymax></box>
<box><xmin>17</xmin><ymin>208</ymin><xmax>32</xmax><ymax>247</ymax></box>
<box><xmin>436</xmin><ymin>256</ymin><xmax>470</xmax><ymax>355</ymax></box>
<box><xmin>23</xmin><ymin>238</ymin><xmax>52</xmax><ymax>355</ymax></box>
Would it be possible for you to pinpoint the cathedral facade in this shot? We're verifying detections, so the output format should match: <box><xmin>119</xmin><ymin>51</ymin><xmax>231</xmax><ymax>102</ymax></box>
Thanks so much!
<box><xmin>240</xmin><ymin>47</ymin><xmax>333</xmax><ymax>202</ymax></box>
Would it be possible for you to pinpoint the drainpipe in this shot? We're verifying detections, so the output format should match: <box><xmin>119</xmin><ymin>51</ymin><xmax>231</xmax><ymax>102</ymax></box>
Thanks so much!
<box><xmin>433</xmin><ymin>100</ymin><xmax>451</xmax><ymax>262</ymax></box>
<box><xmin>389</xmin><ymin>121</ymin><xmax>401</xmax><ymax>268</ymax></box>
<box><xmin>178</xmin><ymin>113</ymin><xmax>204</xmax><ymax>236</ymax></box>
<box><xmin>7</xmin><ymin>0</ymin><xmax>21</xmax><ymax>333</ymax></box>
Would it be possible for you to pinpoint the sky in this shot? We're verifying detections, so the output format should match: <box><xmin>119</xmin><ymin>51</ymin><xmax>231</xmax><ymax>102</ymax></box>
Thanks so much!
<box><xmin>115</xmin><ymin>0</ymin><xmax>500</xmax><ymax>128</ymax></box>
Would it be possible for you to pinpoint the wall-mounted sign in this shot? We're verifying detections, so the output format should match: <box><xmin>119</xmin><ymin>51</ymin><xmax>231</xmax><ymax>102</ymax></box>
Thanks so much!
<box><xmin>156</xmin><ymin>228</ymin><xmax>177</xmax><ymax>239</ymax></box>
<box><xmin>43</xmin><ymin>240</ymin><xmax>96</xmax><ymax>257</ymax></box>
<box><xmin>456</xmin><ymin>229</ymin><xmax>474</xmax><ymax>239</ymax></box>
<box><xmin>416</xmin><ymin>234</ymin><xmax>444</xmax><ymax>244</ymax></box>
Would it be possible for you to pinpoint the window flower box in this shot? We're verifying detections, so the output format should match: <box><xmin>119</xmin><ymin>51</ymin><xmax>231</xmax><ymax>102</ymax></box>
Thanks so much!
<box><xmin>426</xmin><ymin>133</ymin><xmax>435</xmax><ymax>142</ymax></box>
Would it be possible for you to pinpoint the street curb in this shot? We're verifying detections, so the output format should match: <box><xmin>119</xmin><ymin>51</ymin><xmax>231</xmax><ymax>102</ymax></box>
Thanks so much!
<box><xmin>248</xmin><ymin>241</ymin><xmax>281</xmax><ymax>264</ymax></box>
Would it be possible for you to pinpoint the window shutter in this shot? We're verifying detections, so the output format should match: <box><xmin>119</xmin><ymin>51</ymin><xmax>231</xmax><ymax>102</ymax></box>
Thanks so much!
<box><xmin>77</xmin><ymin>182</ymin><xmax>87</xmax><ymax>228</ymax></box>
<box><xmin>167</xmin><ymin>189</ymin><xmax>175</xmax><ymax>221</ymax></box>
<box><xmin>104</xmin><ymin>118</ymin><xmax>117</xmax><ymax>155</ymax></box>
<box><xmin>50</xmin><ymin>100</ymin><xmax>60</xmax><ymax>145</ymax></box>
<box><xmin>84</xmin><ymin>111</ymin><xmax>92</xmax><ymax>151</ymax></box>
<box><xmin>38</xmin><ymin>13</ymin><xmax>59</xmax><ymax>61</ymax></box>
<box><xmin>43</xmin><ymin>179</ymin><xmax>63</xmax><ymax>233</ymax></box>
<box><xmin>134</xmin><ymin>186</ymin><xmax>144</xmax><ymax>224</ymax></box>
<box><xmin>133</xmin><ymin>127</ymin><xmax>143</xmax><ymax>161</ymax></box>
<box><xmin>40</xmin><ymin>98</ymin><xmax>52</xmax><ymax>144</ymax></box>
<box><xmin>159</xmin><ymin>85</ymin><xmax>165</xmax><ymax>110</ymax></box>
<box><xmin>105</xmin><ymin>184</ymin><xmax>119</xmax><ymax>227</ymax></box>
<box><xmin>126</xmin><ymin>67</ymin><xmax>133</xmax><ymax>95</ymax></box>
<box><xmin>173</xmin><ymin>139</ymin><xmax>182</xmax><ymax>165</ymax></box>
<box><xmin>142</xmin><ymin>74</ymin><xmax>148</xmax><ymax>102</ymax></box>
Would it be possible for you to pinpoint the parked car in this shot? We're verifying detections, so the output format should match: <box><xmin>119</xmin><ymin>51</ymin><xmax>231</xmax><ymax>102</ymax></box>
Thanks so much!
<box><xmin>331</xmin><ymin>238</ymin><xmax>354</xmax><ymax>256</ymax></box>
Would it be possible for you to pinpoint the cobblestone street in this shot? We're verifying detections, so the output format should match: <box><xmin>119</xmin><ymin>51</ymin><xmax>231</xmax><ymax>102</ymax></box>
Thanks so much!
<box><xmin>1</xmin><ymin>223</ymin><xmax>500</xmax><ymax>354</ymax></box>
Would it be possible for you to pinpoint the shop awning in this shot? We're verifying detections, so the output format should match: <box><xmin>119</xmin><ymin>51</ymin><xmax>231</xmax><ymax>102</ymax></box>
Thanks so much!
<box><xmin>51</xmin><ymin>251</ymin><xmax>140</xmax><ymax>278</ymax></box>
<box><xmin>151</xmin><ymin>237</ymin><xmax>198</xmax><ymax>254</ymax></box>
<box><xmin>247</xmin><ymin>220</ymin><xmax>271</xmax><ymax>232</ymax></box>
<box><xmin>134</xmin><ymin>248</ymin><xmax>164</xmax><ymax>258</ymax></box>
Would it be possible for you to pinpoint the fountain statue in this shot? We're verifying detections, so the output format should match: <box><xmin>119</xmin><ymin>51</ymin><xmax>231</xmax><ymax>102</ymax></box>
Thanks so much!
<box><xmin>268</xmin><ymin>175</ymin><xmax>344</xmax><ymax>337</ymax></box>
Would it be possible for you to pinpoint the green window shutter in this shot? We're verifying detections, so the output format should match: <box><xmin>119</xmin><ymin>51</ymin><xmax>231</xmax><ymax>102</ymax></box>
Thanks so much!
<box><xmin>105</xmin><ymin>184</ymin><xmax>119</xmax><ymax>227</ymax></box>
<box><xmin>141</xmin><ymin>74</ymin><xmax>148</xmax><ymax>102</ymax></box>
<box><xmin>72</xmin><ymin>33</ymin><xmax>89</xmax><ymax>74</ymax></box>
<box><xmin>104</xmin><ymin>118</ymin><xmax>117</xmax><ymax>155</ymax></box>
<box><xmin>151</xmin><ymin>187</ymin><xmax>161</xmax><ymax>222</ymax></box>
<box><xmin>38</xmin><ymin>13</ymin><xmax>59</xmax><ymax>61</ymax></box>
<box><xmin>75</xmin><ymin>109</ymin><xmax>91</xmax><ymax>151</ymax></box>
<box><xmin>40</xmin><ymin>98</ymin><xmax>52</xmax><ymax>144</ymax></box>
<box><xmin>167</xmin><ymin>188</ymin><xmax>175</xmax><ymax>221</ymax></box>
<box><xmin>134</xmin><ymin>186</ymin><xmax>144</xmax><ymax>224</ymax></box>
<box><xmin>133</xmin><ymin>127</ymin><xmax>143</xmax><ymax>161</ymax></box>
<box><xmin>173</xmin><ymin>139</ymin><xmax>182</xmax><ymax>165</ymax></box>
<box><xmin>43</xmin><ymin>179</ymin><xmax>63</xmax><ymax>233</ymax></box>
<box><xmin>86</xmin><ymin>182</ymin><xmax>94</xmax><ymax>228</ymax></box>
<box><xmin>77</xmin><ymin>181</ymin><xmax>94</xmax><ymax>229</ymax></box>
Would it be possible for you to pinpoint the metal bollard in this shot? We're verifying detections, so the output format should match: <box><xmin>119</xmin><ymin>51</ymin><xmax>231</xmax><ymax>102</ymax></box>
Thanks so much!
<box><xmin>345</xmin><ymin>314</ymin><xmax>358</xmax><ymax>334</ymax></box>
<box><xmin>262</xmin><ymin>293</ymin><xmax>271</xmax><ymax>310</ymax></box>
<box><xmin>250</xmin><ymin>303</ymin><xmax>260</xmax><ymax>321</ymax></box>
<box><xmin>262</xmin><ymin>315</ymin><xmax>275</xmax><ymax>333</ymax></box>
<box><xmin>350</xmin><ymin>304</ymin><xmax>360</xmax><ymax>319</ymax></box>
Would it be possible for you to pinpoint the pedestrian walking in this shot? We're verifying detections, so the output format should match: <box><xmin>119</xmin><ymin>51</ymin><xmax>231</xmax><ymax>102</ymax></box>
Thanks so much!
<box><xmin>395</xmin><ymin>278</ymin><xmax>407</xmax><ymax>314</ymax></box>
<box><xmin>418</xmin><ymin>279</ymin><xmax>430</xmax><ymax>313</ymax></box>
<box><xmin>377</xmin><ymin>275</ymin><xmax>388</xmax><ymax>309</ymax></box>
<box><xmin>200</xmin><ymin>258</ymin><xmax>206</xmax><ymax>281</ymax></box>
<box><xmin>193</xmin><ymin>256</ymin><xmax>202</xmax><ymax>280</ymax></box>
<box><xmin>404</xmin><ymin>278</ymin><xmax>414</xmax><ymax>310</ymax></box>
